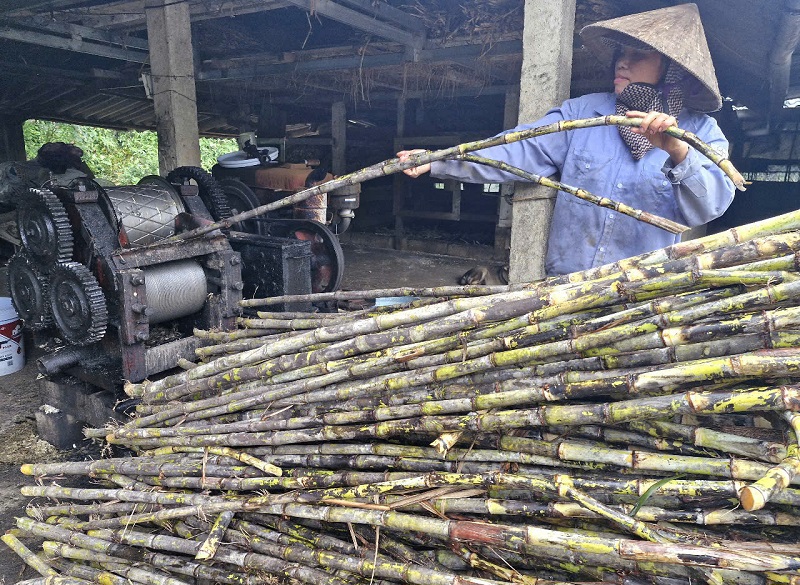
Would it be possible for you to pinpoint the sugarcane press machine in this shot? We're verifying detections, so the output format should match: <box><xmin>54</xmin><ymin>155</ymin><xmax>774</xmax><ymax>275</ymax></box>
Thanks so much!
<box><xmin>5</xmin><ymin>167</ymin><xmax>330</xmax><ymax>395</ymax></box>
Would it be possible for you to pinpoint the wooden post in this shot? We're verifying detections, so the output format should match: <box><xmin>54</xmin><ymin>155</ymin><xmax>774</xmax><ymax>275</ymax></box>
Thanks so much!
<box><xmin>145</xmin><ymin>0</ymin><xmax>201</xmax><ymax>174</ymax></box>
<box><xmin>509</xmin><ymin>0</ymin><xmax>577</xmax><ymax>283</ymax></box>
<box><xmin>0</xmin><ymin>116</ymin><xmax>27</xmax><ymax>162</ymax></box>
<box><xmin>494</xmin><ymin>88</ymin><xmax>519</xmax><ymax>259</ymax></box>
<box><xmin>331</xmin><ymin>101</ymin><xmax>346</xmax><ymax>175</ymax></box>
<box><xmin>393</xmin><ymin>97</ymin><xmax>406</xmax><ymax>250</ymax></box>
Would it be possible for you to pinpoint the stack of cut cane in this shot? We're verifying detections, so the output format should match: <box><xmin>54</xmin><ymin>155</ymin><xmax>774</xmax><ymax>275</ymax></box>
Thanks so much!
<box><xmin>6</xmin><ymin>209</ymin><xmax>800</xmax><ymax>585</ymax></box>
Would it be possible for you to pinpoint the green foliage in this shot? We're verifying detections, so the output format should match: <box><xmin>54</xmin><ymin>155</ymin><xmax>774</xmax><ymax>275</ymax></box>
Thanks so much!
<box><xmin>23</xmin><ymin>120</ymin><xmax>237</xmax><ymax>185</ymax></box>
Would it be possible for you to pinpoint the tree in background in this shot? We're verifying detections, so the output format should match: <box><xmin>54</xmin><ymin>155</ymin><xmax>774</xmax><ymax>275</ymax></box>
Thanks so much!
<box><xmin>23</xmin><ymin>120</ymin><xmax>237</xmax><ymax>185</ymax></box>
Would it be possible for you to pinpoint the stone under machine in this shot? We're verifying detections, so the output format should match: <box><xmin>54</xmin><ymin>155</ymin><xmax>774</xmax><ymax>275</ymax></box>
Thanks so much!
<box><xmin>5</xmin><ymin>166</ymin><xmax>336</xmax><ymax>394</ymax></box>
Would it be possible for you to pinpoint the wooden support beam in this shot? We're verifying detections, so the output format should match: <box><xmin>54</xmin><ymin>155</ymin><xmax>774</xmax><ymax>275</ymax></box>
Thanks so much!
<box><xmin>145</xmin><ymin>0</ymin><xmax>201</xmax><ymax>172</ymax></box>
<box><xmin>331</xmin><ymin>101</ymin><xmax>346</xmax><ymax>175</ymax></box>
<box><xmin>0</xmin><ymin>115</ymin><xmax>27</xmax><ymax>162</ymax></box>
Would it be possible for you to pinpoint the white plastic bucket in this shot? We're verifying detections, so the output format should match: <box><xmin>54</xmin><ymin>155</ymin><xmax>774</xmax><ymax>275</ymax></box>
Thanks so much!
<box><xmin>0</xmin><ymin>297</ymin><xmax>25</xmax><ymax>375</ymax></box>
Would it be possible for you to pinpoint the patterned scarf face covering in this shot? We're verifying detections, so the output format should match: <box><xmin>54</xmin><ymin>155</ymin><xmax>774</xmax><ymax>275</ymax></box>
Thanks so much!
<box><xmin>615</xmin><ymin>59</ymin><xmax>687</xmax><ymax>160</ymax></box>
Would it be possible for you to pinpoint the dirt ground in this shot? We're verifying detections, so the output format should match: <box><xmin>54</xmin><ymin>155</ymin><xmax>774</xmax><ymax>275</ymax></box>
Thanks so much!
<box><xmin>0</xmin><ymin>242</ymin><xmax>490</xmax><ymax>581</ymax></box>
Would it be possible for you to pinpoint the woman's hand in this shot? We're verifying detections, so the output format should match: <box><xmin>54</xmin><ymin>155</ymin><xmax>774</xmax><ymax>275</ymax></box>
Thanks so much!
<box><xmin>397</xmin><ymin>149</ymin><xmax>431</xmax><ymax>178</ymax></box>
<box><xmin>626</xmin><ymin>110</ymin><xmax>689</xmax><ymax>164</ymax></box>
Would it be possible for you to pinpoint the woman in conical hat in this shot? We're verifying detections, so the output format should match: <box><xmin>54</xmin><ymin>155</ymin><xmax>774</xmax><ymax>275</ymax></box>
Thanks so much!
<box><xmin>398</xmin><ymin>4</ymin><xmax>735</xmax><ymax>277</ymax></box>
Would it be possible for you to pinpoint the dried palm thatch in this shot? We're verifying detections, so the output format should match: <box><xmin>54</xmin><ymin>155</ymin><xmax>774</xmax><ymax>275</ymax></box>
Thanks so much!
<box><xmin>402</xmin><ymin>0</ymin><xmax>524</xmax><ymax>45</ymax></box>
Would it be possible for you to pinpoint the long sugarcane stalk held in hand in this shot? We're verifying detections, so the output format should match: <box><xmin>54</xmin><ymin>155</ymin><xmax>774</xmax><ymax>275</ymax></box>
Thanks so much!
<box><xmin>146</xmin><ymin>116</ymin><xmax>744</xmax><ymax>248</ymax></box>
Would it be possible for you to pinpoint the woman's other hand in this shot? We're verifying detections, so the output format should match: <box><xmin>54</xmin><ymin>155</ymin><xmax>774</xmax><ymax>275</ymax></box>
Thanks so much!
<box><xmin>626</xmin><ymin>110</ymin><xmax>689</xmax><ymax>164</ymax></box>
<box><xmin>397</xmin><ymin>149</ymin><xmax>431</xmax><ymax>177</ymax></box>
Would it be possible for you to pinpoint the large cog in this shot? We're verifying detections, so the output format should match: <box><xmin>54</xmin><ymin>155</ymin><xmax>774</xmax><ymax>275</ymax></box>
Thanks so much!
<box><xmin>49</xmin><ymin>262</ymin><xmax>108</xmax><ymax>345</ymax></box>
<box><xmin>6</xmin><ymin>251</ymin><xmax>52</xmax><ymax>329</ymax></box>
<box><xmin>17</xmin><ymin>188</ymin><xmax>73</xmax><ymax>272</ymax></box>
<box><xmin>166</xmin><ymin>166</ymin><xmax>231</xmax><ymax>222</ymax></box>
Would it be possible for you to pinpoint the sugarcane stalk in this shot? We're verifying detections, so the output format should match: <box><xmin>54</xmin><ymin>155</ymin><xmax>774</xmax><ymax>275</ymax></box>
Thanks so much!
<box><xmin>451</xmin><ymin>544</ymin><xmax>540</xmax><ymax>585</ymax></box>
<box><xmin>193</xmin><ymin>327</ymin><xmax>281</xmax><ymax>341</ymax></box>
<box><xmin>34</xmin><ymin>520</ymin><xmax>360</xmax><ymax>585</ymax></box>
<box><xmin>22</xmin><ymin>458</ymin><xmax>258</xmax><ymax>479</ymax></box>
<box><xmin>462</xmin><ymin>154</ymin><xmax>687</xmax><ymax>234</ymax></box>
<box><xmin>132</xmin><ymin>287</ymin><xmax>541</xmax><ymax>400</ymax></box>
<box><xmin>172</xmin><ymin>246</ymin><xmax>800</xmax><ymax>406</ymax></box>
<box><xmin>20</xmin><ymin>485</ymin><xmax>221</xmax><ymax>507</ymax></box>
<box><xmin>151</xmin><ymin>115</ymin><xmax>743</xmax><ymax>251</ymax></box>
<box><xmin>625</xmin><ymin>419</ymin><xmax>788</xmax><ymax>463</ymax></box>
<box><xmin>194</xmin><ymin>510</ymin><xmax>235</xmax><ymax>560</ymax></box>
<box><xmin>186</xmin><ymin>514</ymin><xmax>487</xmax><ymax>585</ymax></box>
<box><xmin>42</xmin><ymin>542</ymin><xmax>192</xmax><ymax>585</ymax></box>
<box><xmin>29</xmin><ymin>501</ymin><xmax>151</xmax><ymax>519</ymax></box>
<box><xmin>180</xmin><ymin>501</ymin><xmax>800</xmax><ymax>572</ymax></box>
<box><xmin>1</xmin><ymin>532</ymin><xmax>58</xmax><ymax>577</ymax></box>
<box><xmin>134</xmin><ymin>265</ymin><xmax>800</xmax><ymax>413</ymax></box>
<box><xmin>125</xmin><ymin>320</ymin><xmax>800</xmax><ymax>437</ymax></box>
<box><xmin>12</xmin><ymin>578</ymin><xmax>92</xmax><ymax>585</ymax></box>
<box><xmin>739</xmin><ymin>412</ymin><xmax>800</xmax><ymax>511</ymax></box>
<box><xmin>550</xmin><ymin>211</ymin><xmax>800</xmax><ymax>287</ymax></box>
<box><xmin>410</xmin><ymin>494</ymin><xmax>800</xmax><ymax>526</ymax></box>
<box><xmin>49</xmin><ymin>558</ymin><xmax>157</xmax><ymax>585</ymax></box>
<box><xmin>235</xmin><ymin>516</ymin><xmax>358</xmax><ymax>558</ymax></box>
<box><xmin>104</xmin><ymin>382</ymin><xmax>800</xmax><ymax>452</ymax></box>
<box><xmin>544</xmin><ymin>425</ymin><xmax>714</xmax><ymax>457</ymax></box>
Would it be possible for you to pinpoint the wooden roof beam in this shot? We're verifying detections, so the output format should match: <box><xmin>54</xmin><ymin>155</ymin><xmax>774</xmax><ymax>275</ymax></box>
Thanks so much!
<box><xmin>332</xmin><ymin>0</ymin><xmax>426</xmax><ymax>34</ymax></box>
<box><xmin>281</xmin><ymin>0</ymin><xmax>425</xmax><ymax>50</ymax></box>
<box><xmin>12</xmin><ymin>16</ymin><xmax>149</xmax><ymax>49</ymax></box>
<box><xmin>10</xmin><ymin>0</ymin><xmax>290</xmax><ymax>31</ymax></box>
<box><xmin>0</xmin><ymin>24</ymin><xmax>149</xmax><ymax>62</ymax></box>
<box><xmin>198</xmin><ymin>40</ymin><xmax>522</xmax><ymax>80</ymax></box>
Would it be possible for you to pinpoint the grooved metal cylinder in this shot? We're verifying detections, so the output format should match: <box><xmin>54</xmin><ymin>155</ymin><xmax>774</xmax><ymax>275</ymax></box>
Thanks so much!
<box><xmin>104</xmin><ymin>184</ymin><xmax>186</xmax><ymax>247</ymax></box>
<box><xmin>143</xmin><ymin>260</ymin><xmax>208</xmax><ymax>323</ymax></box>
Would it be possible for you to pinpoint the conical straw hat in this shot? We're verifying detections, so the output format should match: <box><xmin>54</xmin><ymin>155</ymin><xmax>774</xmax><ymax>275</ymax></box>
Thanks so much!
<box><xmin>580</xmin><ymin>3</ymin><xmax>722</xmax><ymax>112</ymax></box>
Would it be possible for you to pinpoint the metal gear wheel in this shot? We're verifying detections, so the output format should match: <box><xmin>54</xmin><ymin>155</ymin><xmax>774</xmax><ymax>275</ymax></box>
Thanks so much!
<box><xmin>17</xmin><ymin>188</ymin><xmax>73</xmax><ymax>272</ymax></box>
<box><xmin>49</xmin><ymin>261</ymin><xmax>108</xmax><ymax>345</ymax></box>
<box><xmin>166</xmin><ymin>166</ymin><xmax>232</xmax><ymax>222</ymax></box>
<box><xmin>6</xmin><ymin>251</ymin><xmax>52</xmax><ymax>329</ymax></box>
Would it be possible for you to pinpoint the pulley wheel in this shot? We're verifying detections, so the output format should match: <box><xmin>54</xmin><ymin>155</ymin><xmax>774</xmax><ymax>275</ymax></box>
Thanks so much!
<box><xmin>260</xmin><ymin>219</ymin><xmax>345</xmax><ymax>293</ymax></box>
<box><xmin>218</xmin><ymin>178</ymin><xmax>264</xmax><ymax>234</ymax></box>
<box><xmin>49</xmin><ymin>262</ymin><xmax>108</xmax><ymax>345</ymax></box>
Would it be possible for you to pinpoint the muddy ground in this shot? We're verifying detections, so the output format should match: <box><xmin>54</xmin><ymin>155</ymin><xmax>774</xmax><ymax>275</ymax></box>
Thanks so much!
<box><xmin>0</xmin><ymin>243</ymin><xmax>489</xmax><ymax>581</ymax></box>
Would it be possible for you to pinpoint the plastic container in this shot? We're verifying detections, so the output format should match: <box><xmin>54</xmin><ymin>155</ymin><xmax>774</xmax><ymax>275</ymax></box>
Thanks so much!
<box><xmin>374</xmin><ymin>296</ymin><xmax>420</xmax><ymax>307</ymax></box>
<box><xmin>0</xmin><ymin>297</ymin><xmax>25</xmax><ymax>375</ymax></box>
<box><xmin>217</xmin><ymin>147</ymin><xmax>279</xmax><ymax>168</ymax></box>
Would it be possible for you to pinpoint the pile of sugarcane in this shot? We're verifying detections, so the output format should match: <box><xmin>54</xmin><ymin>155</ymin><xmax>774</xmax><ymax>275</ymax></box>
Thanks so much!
<box><xmin>8</xmin><ymin>206</ymin><xmax>800</xmax><ymax>585</ymax></box>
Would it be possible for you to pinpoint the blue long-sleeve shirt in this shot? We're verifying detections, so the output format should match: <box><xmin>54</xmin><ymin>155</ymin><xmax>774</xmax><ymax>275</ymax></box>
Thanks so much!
<box><xmin>430</xmin><ymin>92</ymin><xmax>735</xmax><ymax>276</ymax></box>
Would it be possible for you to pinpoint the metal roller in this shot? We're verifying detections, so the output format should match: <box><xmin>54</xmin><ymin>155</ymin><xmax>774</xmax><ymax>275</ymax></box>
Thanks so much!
<box><xmin>102</xmin><ymin>183</ymin><xmax>186</xmax><ymax>246</ymax></box>
<box><xmin>143</xmin><ymin>260</ymin><xmax>208</xmax><ymax>323</ymax></box>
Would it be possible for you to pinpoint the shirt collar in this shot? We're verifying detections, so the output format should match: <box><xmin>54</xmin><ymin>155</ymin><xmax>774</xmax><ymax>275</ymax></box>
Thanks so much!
<box><xmin>593</xmin><ymin>92</ymin><xmax>617</xmax><ymax>116</ymax></box>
